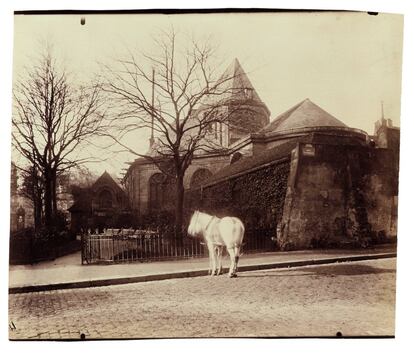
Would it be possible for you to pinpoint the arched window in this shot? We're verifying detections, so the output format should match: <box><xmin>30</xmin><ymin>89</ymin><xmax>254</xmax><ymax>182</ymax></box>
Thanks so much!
<box><xmin>190</xmin><ymin>168</ymin><xmax>213</xmax><ymax>189</ymax></box>
<box><xmin>149</xmin><ymin>173</ymin><xmax>164</xmax><ymax>210</ymax></box>
<box><xmin>99</xmin><ymin>189</ymin><xmax>113</xmax><ymax>209</ymax></box>
<box><xmin>149</xmin><ymin>173</ymin><xmax>175</xmax><ymax>210</ymax></box>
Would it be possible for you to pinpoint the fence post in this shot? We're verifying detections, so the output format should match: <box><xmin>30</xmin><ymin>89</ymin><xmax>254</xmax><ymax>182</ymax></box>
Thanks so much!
<box><xmin>28</xmin><ymin>230</ymin><xmax>34</xmax><ymax>264</ymax></box>
<box><xmin>81</xmin><ymin>232</ymin><xmax>85</xmax><ymax>264</ymax></box>
<box><xmin>112</xmin><ymin>235</ymin><xmax>115</xmax><ymax>262</ymax></box>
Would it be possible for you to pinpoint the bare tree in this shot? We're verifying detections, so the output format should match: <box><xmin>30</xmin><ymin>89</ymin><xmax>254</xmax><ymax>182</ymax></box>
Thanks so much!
<box><xmin>103</xmin><ymin>29</ymin><xmax>254</xmax><ymax>238</ymax></box>
<box><xmin>19</xmin><ymin>165</ymin><xmax>44</xmax><ymax>229</ymax></box>
<box><xmin>12</xmin><ymin>51</ymin><xmax>105</xmax><ymax>227</ymax></box>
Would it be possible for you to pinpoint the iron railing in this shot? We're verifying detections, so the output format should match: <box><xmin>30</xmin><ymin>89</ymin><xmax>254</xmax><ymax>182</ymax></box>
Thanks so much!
<box><xmin>81</xmin><ymin>228</ymin><xmax>276</xmax><ymax>264</ymax></box>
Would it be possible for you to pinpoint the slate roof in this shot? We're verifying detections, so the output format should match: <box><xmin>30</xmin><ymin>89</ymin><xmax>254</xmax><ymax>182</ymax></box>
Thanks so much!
<box><xmin>261</xmin><ymin>98</ymin><xmax>347</xmax><ymax>134</ymax></box>
<box><xmin>221</xmin><ymin>58</ymin><xmax>264</xmax><ymax>102</ymax></box>
<box><xmin>200</xmin><ymin>58</ymin><xmax>270</xmax><ymax>114</ymax></box>
<box><xmin>92</xmin><ymin>171</ymin><xmax>124</xmax><ymax>191</ymax></box>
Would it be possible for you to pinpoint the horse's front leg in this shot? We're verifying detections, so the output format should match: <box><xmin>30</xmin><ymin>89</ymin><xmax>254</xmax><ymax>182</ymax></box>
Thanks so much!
<box><xmin>216</xmin><ymin>246</ymin><xmax>223</xmax><ymax>275</ymax></box>
<box><xmin>207</xmin><ymin>242</ymin><xmax>216</xmax><ymax>276</ymax></box>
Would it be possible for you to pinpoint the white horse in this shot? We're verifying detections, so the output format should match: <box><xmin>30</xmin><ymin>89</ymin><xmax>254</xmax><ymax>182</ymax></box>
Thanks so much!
<box><xmin>188</xmin><ymin>210</ymin><xmax>245</xmax><ymax>278</ymax></box>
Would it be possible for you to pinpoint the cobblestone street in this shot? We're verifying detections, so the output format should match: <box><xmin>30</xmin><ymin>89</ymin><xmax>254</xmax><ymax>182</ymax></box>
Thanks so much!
<box><xmin>9</xmin><ymin>258</ymin><xmax>396</xmax><ymax>339</ymax></box>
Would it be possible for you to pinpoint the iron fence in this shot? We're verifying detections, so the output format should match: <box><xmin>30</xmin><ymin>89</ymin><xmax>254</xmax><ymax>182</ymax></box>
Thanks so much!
<box><xmin>243</xmin><ymin>228</ymin><xmax>276</xmax><ymax>254</ymax></box>
<box><xmin>81</xmin><ymin>228</ymin><xmax>276</xmax><ymax>264</ymax></box>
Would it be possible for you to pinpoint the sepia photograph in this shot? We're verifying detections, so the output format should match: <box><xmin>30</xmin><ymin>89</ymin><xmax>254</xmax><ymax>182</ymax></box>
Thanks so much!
<box><xmin>6</xmin><ymin>6</ymin><xmax>404</xmax><ymax>341</ymax></box>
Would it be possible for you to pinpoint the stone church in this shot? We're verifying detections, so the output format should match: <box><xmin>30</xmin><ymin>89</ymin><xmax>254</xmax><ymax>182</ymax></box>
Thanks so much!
<box><xmin>123</xmin><ymin>58</ymin><xmax>271</xmax><ymax>215</ymax></box>
<box><xmin>120</xmin><ymin>59</ymin><xmax>399</xmax><ymax>249</ymax></box>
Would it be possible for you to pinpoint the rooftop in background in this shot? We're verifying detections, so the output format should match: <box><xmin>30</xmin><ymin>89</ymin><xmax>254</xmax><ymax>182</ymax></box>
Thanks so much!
<box><xmin>210</xmin><ymin>58</ymin><xmax>270</xmax><ymax>115</ymax></box>
<box><xmin>93</xmin><ymin>171</ymin><xmax>124</xmax><ymax>190</ymax></box>
<box><xmin>261</xmin><ymin>98</ymin><xmax>347</xmax><ymax>134</ymax></box>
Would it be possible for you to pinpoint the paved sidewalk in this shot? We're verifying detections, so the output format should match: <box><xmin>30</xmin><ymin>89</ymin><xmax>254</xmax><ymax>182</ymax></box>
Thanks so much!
<box><xmin>9</xmin><ymin>244</ymin><xmax>396</xmax><ymax>293</ymax></box>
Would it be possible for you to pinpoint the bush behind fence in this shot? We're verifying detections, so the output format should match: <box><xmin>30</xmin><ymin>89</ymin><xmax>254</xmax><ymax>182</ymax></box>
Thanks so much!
<box><xmin>9</xmin><ymin>228</ymin><xmax>80</xmax><ymax>265</ymax></box>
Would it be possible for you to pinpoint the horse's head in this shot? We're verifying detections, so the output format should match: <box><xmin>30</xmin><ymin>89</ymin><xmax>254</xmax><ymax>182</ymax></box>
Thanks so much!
<box><xmin>188</xmin><ymin>210</ymin><xmax>201</xmax><ymax>237</ymax></box>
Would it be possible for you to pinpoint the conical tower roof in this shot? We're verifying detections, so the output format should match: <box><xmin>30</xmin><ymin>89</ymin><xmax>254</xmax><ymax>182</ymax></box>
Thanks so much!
<box><xmin>261</xmin><ymin>98</ymin><xmax>347</xmax><ymax>133</ymax></box>
<box><xmin>221</xmin><ymin>58</ymin><xmax>263</xmax><ymax>101</ymax></box>
<box><xmin>201</xmin><ymin>58</ymin><xmax>270</xmax><ymax>114</ymax></box>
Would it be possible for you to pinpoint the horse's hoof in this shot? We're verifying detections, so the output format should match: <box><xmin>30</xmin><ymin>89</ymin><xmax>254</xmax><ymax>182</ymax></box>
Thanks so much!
<box><xmin>229</xmin><ymin>273</ymin><xmax>238</xmax><ymax>278</ymax></box>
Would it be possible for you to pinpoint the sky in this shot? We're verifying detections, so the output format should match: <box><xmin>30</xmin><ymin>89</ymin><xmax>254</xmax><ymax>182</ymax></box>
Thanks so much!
<box><xmin>11</xmin><ymin>11</ymin><xmax>404</xmax><ymax>176</ymax></box>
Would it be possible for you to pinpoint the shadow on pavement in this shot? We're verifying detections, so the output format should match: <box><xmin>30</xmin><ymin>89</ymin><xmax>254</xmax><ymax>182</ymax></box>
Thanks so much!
<box><xmin>238</xmin><ymin>263</ymin><xmax>395</xmax><ymax>278</ymax></box>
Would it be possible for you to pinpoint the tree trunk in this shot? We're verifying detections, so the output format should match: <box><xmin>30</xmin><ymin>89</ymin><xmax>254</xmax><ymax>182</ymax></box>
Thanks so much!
<box><xmin>174</xmin><ymin>173</ymin><xmax>185</xmax><ymax>245</ymax></box>
<box><xmin>29</xmin><ymin>167</ymin><xmax>43</xmax><ymax>230</ymax></box>
<box><xmin>35</xmin><ymin>199</ymin><xmax>42</xmax><ymax>229</ymax></box>
<box><xmin>44</xmin><ymin>167</ymin><xmax>53</xmax><ymax>227</ymax></box>
<box><xmin>51</xmin><ymin>169</ymin><xmax>57</xmax><ymax>216</ymax></box>
<box><xmin>34</xmin><ymin>190</ymin><xmax>42</xmax><ymax>230</ymax></box>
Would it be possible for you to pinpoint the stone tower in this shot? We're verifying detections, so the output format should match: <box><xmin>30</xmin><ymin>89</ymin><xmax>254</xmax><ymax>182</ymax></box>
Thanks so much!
<box><xmin>198</xmin><ymin>58</ymin><xmax>271</xmax><ymax>147</ymax></box>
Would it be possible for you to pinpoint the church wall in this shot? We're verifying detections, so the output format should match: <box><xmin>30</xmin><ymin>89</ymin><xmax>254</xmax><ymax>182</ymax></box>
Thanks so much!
<box><xmin>135</xmin><ymin>163</ymin><xmax>160</xmax><ymax>216</ymax></box>
<box><xmin>278</xmin><ymin>143</ymin><xmax>398</xmax><ymax>250</ymax></box>
<box><xmin>126</xmin><ymin>154</ymin><xmax>230</xmax><ymax>219</ymax></box>
<box><xmin>184</xmin><ymin>155</ymin><xmax>229</xmax><ymax>188</ymax></box>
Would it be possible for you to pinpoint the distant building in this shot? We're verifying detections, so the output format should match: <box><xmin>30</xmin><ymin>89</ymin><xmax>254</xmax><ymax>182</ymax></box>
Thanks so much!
<box><xmin>69</xmin><ymin>171</ymin><xmax>131</xmax><ymax>233</ymax></box>
<box><xmin>373</xmin><ymin>117</ymin><xmax>400</xmax><ymax>174</ymax></box>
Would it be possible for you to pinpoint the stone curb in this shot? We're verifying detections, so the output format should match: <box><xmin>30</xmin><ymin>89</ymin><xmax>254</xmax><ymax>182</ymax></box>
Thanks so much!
<box><xmin>8</xmin><ymin>252</ymin><xmax>396</xmax><ymax>294</ymax></box>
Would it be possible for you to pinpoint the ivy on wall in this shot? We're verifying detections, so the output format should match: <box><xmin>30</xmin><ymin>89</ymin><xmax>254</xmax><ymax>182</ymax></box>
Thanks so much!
<box><xmin>186</xmin><ymin>160</ymin><xmax>291</xmax><ymax>234</ymax></box>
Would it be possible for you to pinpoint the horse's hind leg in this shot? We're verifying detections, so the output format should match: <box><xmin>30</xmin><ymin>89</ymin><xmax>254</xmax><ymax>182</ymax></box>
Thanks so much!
<box><xmin>234</xmin><ymin>246</ymin><xmax>241</xmax><ymax>275</ymax></box>
<box><xmin>227</xmin><ymin>247</ymin><xmax>236</xmax><ymax>278</ymax></box>
<box><xmin>216</xmin><ymin>246</ymin><xmax>223</xmax><ymax>275</ymax></box>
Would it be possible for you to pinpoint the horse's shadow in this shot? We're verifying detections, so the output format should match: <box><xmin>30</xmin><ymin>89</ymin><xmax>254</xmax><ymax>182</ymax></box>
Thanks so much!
<box><xmin>237</xmin><ymin>263</ymin><xmax>395</xmax><ymax>278</ymax></box>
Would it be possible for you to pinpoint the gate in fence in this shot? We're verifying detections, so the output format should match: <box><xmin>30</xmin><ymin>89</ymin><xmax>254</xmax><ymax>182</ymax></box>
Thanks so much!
<box><xmin>81</xmin><ymin>228</ymin><xmax>276</xmax><ymax>264</ymax></box>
